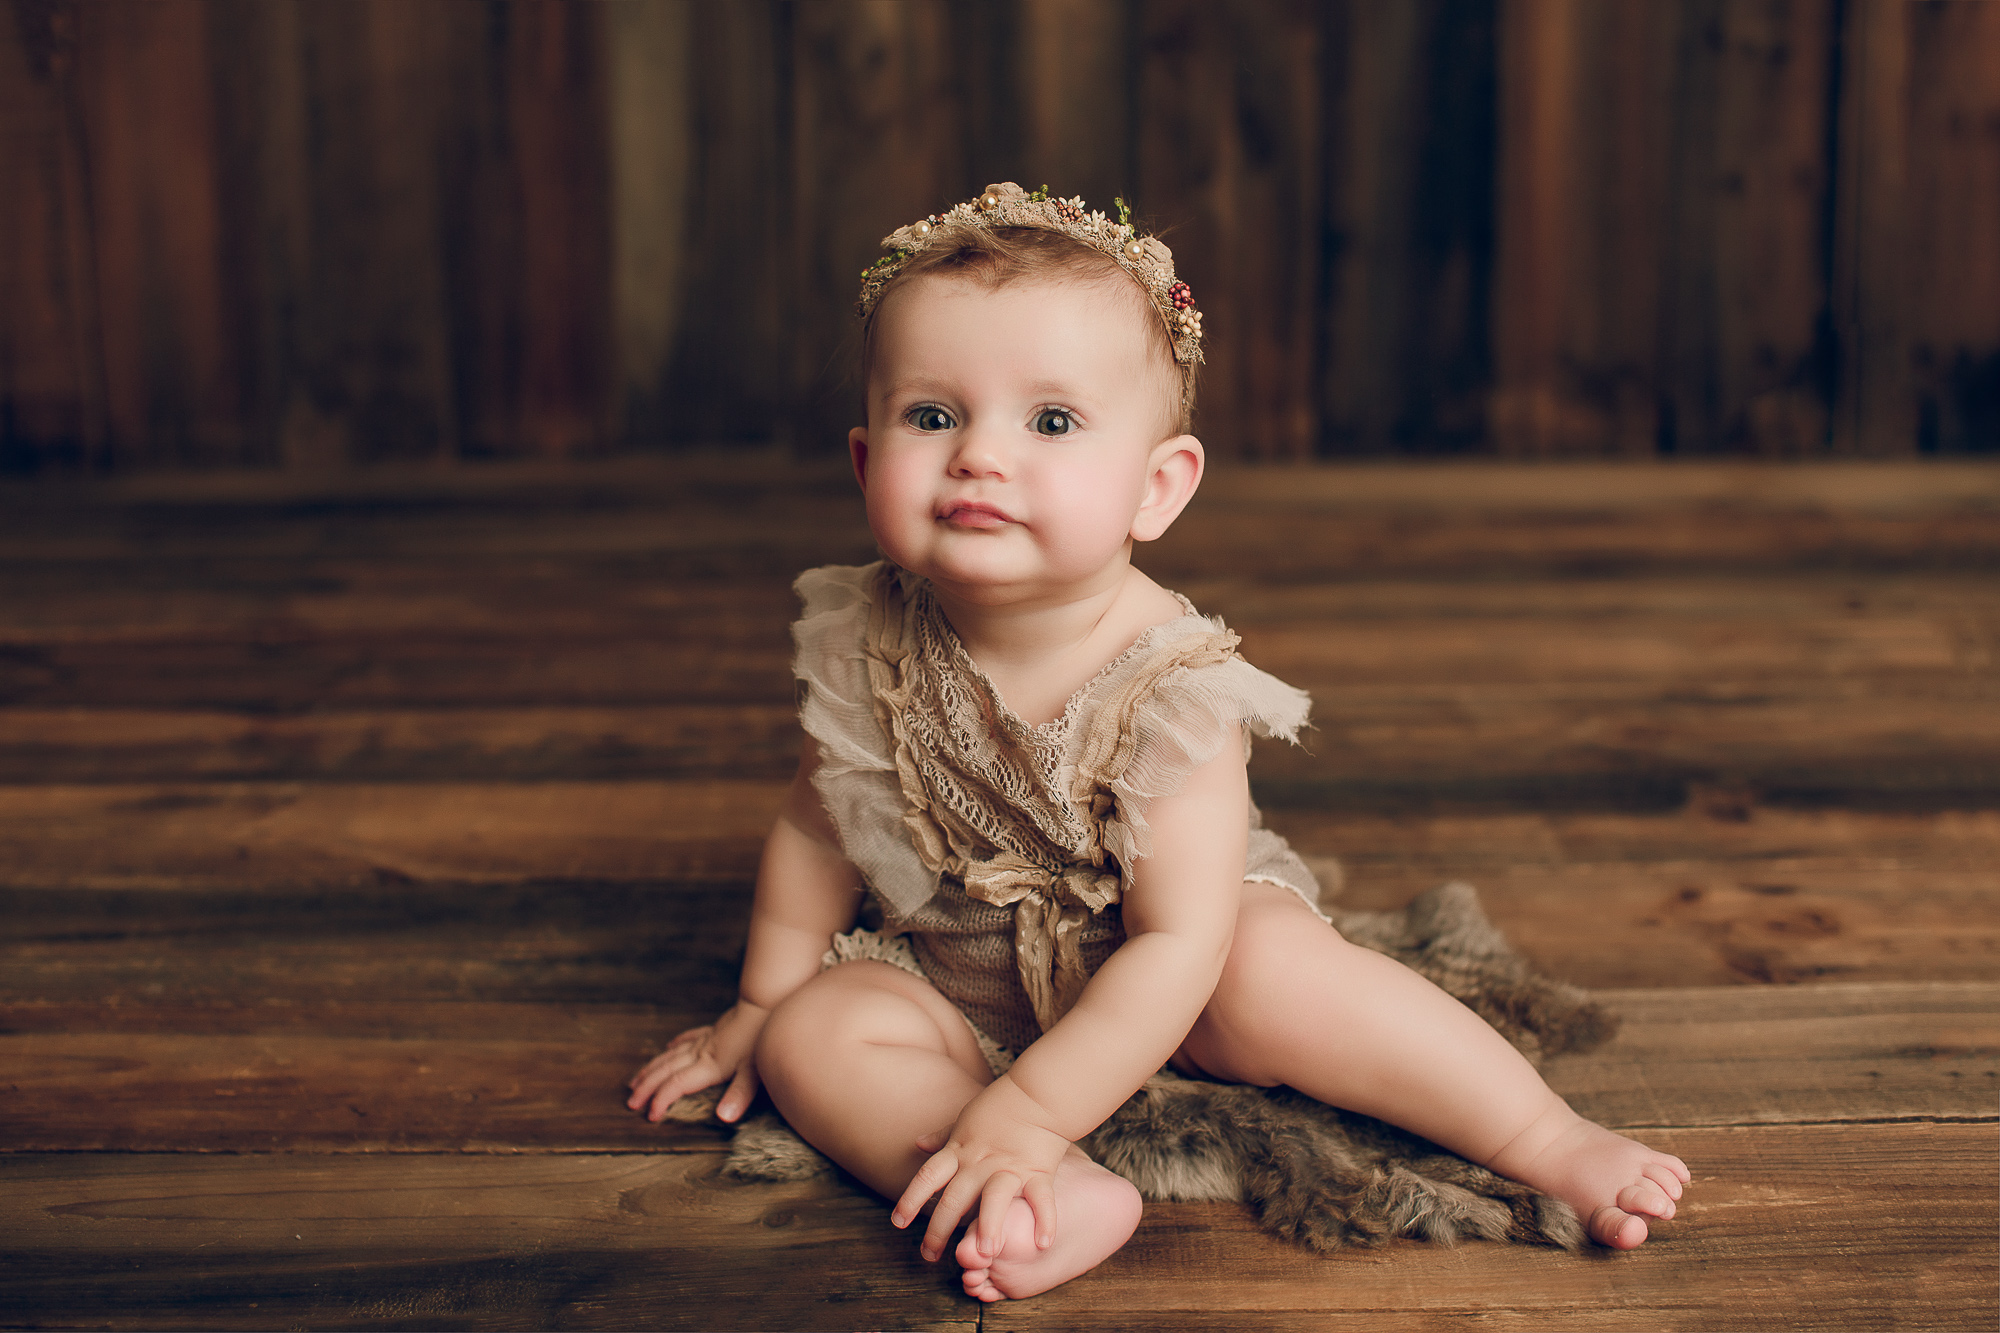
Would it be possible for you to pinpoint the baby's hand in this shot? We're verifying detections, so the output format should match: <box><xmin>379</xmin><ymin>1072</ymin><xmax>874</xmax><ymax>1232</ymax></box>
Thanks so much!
<box><xmin>626</xmin><ymin>1000</ymin><xmax>769</xmax><ymax>1124</ymax></box>
<box><xmin>892</xmin><ymin>1076</ymin><xmax>1073</xmax><ymax>1263</ymax></box>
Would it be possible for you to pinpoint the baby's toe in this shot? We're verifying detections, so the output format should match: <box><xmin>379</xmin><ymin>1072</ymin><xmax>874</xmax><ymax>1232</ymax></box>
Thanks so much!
<box><xmin>1589</xmin><ymin>1206</ymin><xmax>1649</xmax><ymax>1250</ymax></box>
<box><xmin>1643</xmin><ymin>1161</ymin><xmax>1686</xmax><ymax>1200</ymax></box>
<box><xmin>1618</xmin><ymin>1180</ymin><xmax>1675</xmax><ymax>1220</ymax></box>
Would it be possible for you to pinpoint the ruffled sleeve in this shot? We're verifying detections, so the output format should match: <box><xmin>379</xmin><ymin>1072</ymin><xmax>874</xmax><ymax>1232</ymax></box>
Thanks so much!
<box><xmin>1067</xmin><ymin>616</ymin><xmax>1311</xmax><ymax>874</ymax></box>
<box><xmin>791</xmin><ymin>563</ymin><xmax>941</xmax><ymax>917</ymax></box>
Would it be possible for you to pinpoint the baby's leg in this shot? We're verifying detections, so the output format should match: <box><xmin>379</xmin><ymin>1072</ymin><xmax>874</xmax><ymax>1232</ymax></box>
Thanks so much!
<box><xmin>1177</xmin><ymin>884</ymin><xmax>1689</xmax><ymax>1249</ymax></box>
<box><xmin>757</xmin><ymin>961</ymin><xmax>1140</xmax><ymax>1300</ymax></box>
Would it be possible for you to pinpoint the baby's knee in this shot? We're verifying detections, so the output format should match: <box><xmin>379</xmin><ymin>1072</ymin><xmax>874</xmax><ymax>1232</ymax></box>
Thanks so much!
<box><xmin>756</xmin><ymin>962</ymin><xmax>944</xmax><ymax>1079</ymax></box>
<box><xmin>756</xmin><ymin>968</ymin><xmax>857</xmax><ymax>1078</ymax></box>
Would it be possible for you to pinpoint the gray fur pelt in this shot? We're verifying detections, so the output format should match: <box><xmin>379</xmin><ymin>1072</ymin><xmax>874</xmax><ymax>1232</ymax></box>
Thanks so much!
<box><xmin>671</xmin><ymin>880</ymin><xmax>1614</xmax><ymax>1252</ymax></box>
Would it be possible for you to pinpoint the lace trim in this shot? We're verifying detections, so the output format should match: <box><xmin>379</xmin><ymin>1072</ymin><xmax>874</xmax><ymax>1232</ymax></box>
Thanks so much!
<box><xmin>865</xmin><ymin>565</ymin><xmax>1254</xmax><ymax>1035</ymax></box>
<box><xmin>792</xmin><ymin>558</ymin><xmax>1312</xmax><ymax>942</ymax></box>
<box><xmin>927</xmin><ymin>580</ymin><xmax>1205</xmax><ymax>744</ymax></box>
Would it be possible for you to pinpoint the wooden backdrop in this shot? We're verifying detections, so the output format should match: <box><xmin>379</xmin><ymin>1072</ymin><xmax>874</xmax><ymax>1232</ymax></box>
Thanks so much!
<box><xmin>2</xmin><ymin>0</ymin><xmax>1996</xmax><ymax>471</ymax></box>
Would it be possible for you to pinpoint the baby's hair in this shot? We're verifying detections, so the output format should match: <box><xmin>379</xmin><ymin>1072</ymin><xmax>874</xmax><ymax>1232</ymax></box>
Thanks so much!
<box><xmin>860</xmin><ymin>226</ymin><xmax>1198</xmax><ymax>438</ymax></box>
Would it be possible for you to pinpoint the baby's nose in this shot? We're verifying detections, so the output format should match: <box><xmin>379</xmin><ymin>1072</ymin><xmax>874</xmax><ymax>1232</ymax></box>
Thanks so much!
<box><xmin>947</xmin><ymin>428</ymin><xmax>1011</xmax><ymax>477</ymax></box>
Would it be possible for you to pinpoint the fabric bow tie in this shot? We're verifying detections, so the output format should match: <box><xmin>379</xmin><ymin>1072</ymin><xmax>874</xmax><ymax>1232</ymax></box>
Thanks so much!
<box><xmin>962</xmin><ymin>851</ymin><xmax>1120</xmax><ymax>1034</ymax></box>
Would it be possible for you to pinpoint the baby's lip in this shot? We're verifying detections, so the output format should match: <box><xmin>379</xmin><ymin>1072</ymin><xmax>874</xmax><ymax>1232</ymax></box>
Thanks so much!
<box><xmin>937</xmin><ymin>500</ymin><xmax>1014</xmax><ymax>527</ymax></box>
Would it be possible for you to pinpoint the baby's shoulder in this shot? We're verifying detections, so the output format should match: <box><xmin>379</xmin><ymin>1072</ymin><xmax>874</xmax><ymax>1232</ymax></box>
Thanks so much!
<box><xmin>1088</xmin><ymin>575</ymin><xmax>1311</xmax><ymax>746</ymax></box>
<box><xmin>792</xmin><ymin>560</ymin><xmax>886</xmax><ymax>619</ymax></box>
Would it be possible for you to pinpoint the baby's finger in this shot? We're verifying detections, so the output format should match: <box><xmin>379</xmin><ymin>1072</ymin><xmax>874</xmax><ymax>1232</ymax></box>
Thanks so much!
<box><xmin>664</xmin><ymin>1025</ymin><xmax>711</xmax><ymax>1053</ymax></box>
<box><xmin>639</xmin><ymin>1060</ymin><xmax>718</xmax><ymax>1121</ymax></box>
<box><xmin>626</xmin><ymin>1049</ymin><xmax>679</xmax><ymax>1090</ymax></box>
<box><xmin>630</xmin><ymin>1035</ymin><xmax>706</xmax><ymax>1084</ymax></box>
<box><xmin>913</xmin><ymin>1128</ymin><xmax>949</xmax><ymax>1153</ymax></box>
<box><xmin>715</xmin><ymin>1060</ymin><xmax>761</xmax><ymax>1123</ymax></box>
<box><xmin>625</xmin><ymin>1061</ymin><xmax>678</xmax><ymax>1109</ymax></box>
<box><xmin>922</xmin><ymin>1173</ymin><xmax>982</xmax><ymax>1262</ymax></box>
<box><xmin>1022</xmin><ymin>1174</ymin><xmax>1058</xmax><ymax>1250</ymax></box>
<box><xmin>890</xmin><ymin>1148</ymin><xmax>955</xmax><ymax>1232</ymax></box>
<box><xmin>975</xmin><ymin>1172</ymin><xmax>1024</xmax><ymax>1258</ymax></box>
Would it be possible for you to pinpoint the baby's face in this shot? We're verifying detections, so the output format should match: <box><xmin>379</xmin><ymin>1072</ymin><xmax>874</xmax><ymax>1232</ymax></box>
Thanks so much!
<box><xmin>852</xmin><ymin>274</ymin><xmax>1184</xmax><ymax>605</ymax></box>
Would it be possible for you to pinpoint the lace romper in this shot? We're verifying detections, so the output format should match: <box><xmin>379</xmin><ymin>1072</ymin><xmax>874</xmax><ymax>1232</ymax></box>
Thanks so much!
<box><xmin>793</xmin><ymin>561</ymin><xmax>1323</xmax><ymax>1065</ymax></box>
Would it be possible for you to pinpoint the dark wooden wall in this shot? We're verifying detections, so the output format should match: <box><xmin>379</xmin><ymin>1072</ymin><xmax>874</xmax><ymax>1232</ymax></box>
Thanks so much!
<box><xmin>2</xmin><ymin>0</ymin><xmax>1996</xmax><ymax>472</ymax></box>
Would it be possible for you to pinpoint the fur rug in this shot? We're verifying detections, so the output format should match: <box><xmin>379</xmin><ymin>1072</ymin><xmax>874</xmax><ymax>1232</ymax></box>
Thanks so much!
<box><xmin>669</xmin><ymin>879</ymin><xmax>1615</xmax><ymax>1252</ymax></box>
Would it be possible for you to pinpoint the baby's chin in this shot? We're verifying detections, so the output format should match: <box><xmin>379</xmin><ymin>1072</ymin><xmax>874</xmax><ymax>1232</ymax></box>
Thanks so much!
<box><xmin>915</xmin><ymin>553</ymin><xmax>1138</xmax><ymax>608</ymax></box>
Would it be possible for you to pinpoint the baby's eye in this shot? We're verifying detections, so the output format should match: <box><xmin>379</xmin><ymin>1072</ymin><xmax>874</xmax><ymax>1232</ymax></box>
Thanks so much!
<box><xmin>906</xmin><ymin>405</ymin><xmax>955</xmax><ymax>433</ymax></box>
<box><xmin>1033</xmin><ymin>408</ymin><xmax>1075</xmax><ymax>437</ymax></box>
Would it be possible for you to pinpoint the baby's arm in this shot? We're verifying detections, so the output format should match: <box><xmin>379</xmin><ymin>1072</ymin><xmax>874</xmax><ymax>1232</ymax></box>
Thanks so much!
<box><xmin>628</xmin><ymin>736</ymin><xmax>863</xmax><ymax>1122</ymax></box>
<box><xmin>895</xmin><ymin>735</ymin><xmax>1251</xmax><ymax>1259</ymax></box>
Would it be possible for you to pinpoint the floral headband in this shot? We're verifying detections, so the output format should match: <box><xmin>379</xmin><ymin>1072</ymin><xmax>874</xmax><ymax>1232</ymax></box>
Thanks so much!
<box><xmin>856</xmin><ymin>181</ymin><xmax>1204</xmax><ymax>366</ymax></box>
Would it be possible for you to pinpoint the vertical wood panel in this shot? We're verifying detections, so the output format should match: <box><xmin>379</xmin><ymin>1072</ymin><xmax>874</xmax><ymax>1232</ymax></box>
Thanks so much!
<box><xmin>1323</xmin><ymin>0</ymin><xmax>1495</xmax><ymax>456</ymax></box>
<box><xmin>1834</xmin><ymin>0</ymin><xmax>1912</xmax><ymax>457</ymax></box>
<box><xmin>1708</xmin><ymin>0</ymin><xmax>1835</xmax><ymax>455</ymax></box>
<box><xmin>1663</xmin><ymin>0</ymin><xmax>1837</xmax><ymax>455</ymax></box>
<box><xmin>289</xmin><ymin>0</ymin><xmax>459</xmax><ymax>463</ymax></box>
<box><xmin>1013</xmin><ymin>0</ymin><xmax>1134</xmax><ymax>209</ymax></box>
<box><xmin>0</xmin><ymin>0</ymin><xmax>102</xmax><ymax>471</ymax></box>
<box><xmin>1139</xmin><ymin>0</ymin><xmax>1327</xmax><ymax>457</ymax></box>
<box><xmin>791</xmin><ymin>0</ymin><xmax>961</xmax><ymax>450</ymax></box>
<box><xmin>73</xmin><ymin>0</ymin><xmax>243</xmax><ymax>466</ymax></box>
<box><xmin>608</xmin><ymin>0</ymin><xmax>694</xmax><ymax>449</ymax></box>
<box><xmin>1496</xmin><ymin>0</ymin><xmax>1837</xmax><ymax>456</ymax></box>
<box><xmin>1564</xmin><ymin>0</ymin><xmax>1673</xmax><ymax>457</ymax></box>
<box><xmin>1902</xmin><ymin>0</ymin><xmax>2000</xmax><ymax>453</ymax></box>
<box><xmin>1136</xmin><ymin>0</ymin><xmax>1233</xmax><ymax>443</ymax></box>
<box><xmin>647</xmin><ymin>2</ymin><xmax>787</xmax><ymax>447</ymax></box>
<box><xmin>1490</xmin><ymin>0</ymin><xmax>1576</xmax><ymax>454</ymax></box>
<box><xmin>0</xmin><ymin>0</ymin><xmax>1994</xmax><ymax>469</ymax></box>
<box><xmin>203</xmin><ymin>0</ymin><xmax>297</xmax><ymax>471</ymax></box>
<box><xmin>511</xmin><ymin>0</ymin><xmax>611</xmax><ymax>457</ymax></box>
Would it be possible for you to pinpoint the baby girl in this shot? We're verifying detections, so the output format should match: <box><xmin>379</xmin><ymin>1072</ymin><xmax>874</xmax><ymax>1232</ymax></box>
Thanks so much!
<box><xmin>628</xmin><ymin>182</ymin><xmax>1688</xmax><ymax>1303</ymax></box>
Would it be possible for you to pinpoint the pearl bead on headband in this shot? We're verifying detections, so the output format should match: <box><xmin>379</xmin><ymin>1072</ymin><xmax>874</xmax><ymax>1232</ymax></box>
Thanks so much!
<box><xmin>856</xmin><ymin>182</ymin><xmax>1205</xmax><ymax>366</ymax></box>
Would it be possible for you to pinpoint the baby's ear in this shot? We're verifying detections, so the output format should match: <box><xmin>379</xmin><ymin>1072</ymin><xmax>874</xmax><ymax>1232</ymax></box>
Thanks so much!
<box><xmin>1131</xmin><ymin>435</ymin><xmax>1204</xmax><ymax>542</ymax></box>
<box><xmin>848</xmin><ymin>427</ymin><xmax>870</xmax><ymax>491</ymax></box>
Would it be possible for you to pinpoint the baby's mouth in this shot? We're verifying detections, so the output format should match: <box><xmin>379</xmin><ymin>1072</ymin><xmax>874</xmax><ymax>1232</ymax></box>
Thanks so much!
<box><xmin>937</xmin><ymin>501</ymin><xmax>1013</xmax><ymax>529</ymax></box>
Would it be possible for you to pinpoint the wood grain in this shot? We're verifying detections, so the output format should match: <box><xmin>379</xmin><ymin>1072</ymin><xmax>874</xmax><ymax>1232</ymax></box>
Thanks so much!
<box><xmin>70</xmin><ymin>0</ymin><xmax>247</xmax><ymax>467</ymax></box>
<box><xmin>8</xmin><ymin>675</ymin><xmax>1995</xmax><ymax>791</ymax></box>
<box><xmin>2</xmin><ymin>1125</ymin><xmax>1990</xmax><ymax>1332</ymax></box>
<box><xmin>0</xmin><ymin>0</ymin><xmax>102</xmax><ymax>471</ymax></box>
<box><xmin>0</xmin><ymin>1151</ymin><xmax>973</xmax><ymax>1331</ymax></box>
<box><xmin>3</xmin><ymin>793</ymin><xmax>1992</xmax><ymax>987</ymax></box>
<box><xmin>0</xmin><ymin>1026</ymin><xmax>728</xmax><ymax>1154</ymax></box>
<box><xmin>1282</xmin><ymin>805</ymin><xmax>2000</xmax><ymax>987</ymax></box>
<box><xmin>0</xmin><ymin>598</ymin><xmax>1983</xmax><ymax>708</ymax></box>
<box><xmin>1546</xmin><ymin>982</ymin><xmax>2000</xmax><ymax>1128</ymax></box>
<box><xmin>0</xmin><ymin>459</ymin><xmax>1993</xmax><ymax>1330</ymax></box>
<box><xmin>1</xmin><ymin>984</ymin><xmax>1987</xmax><ymax>1155</ymax></box>
<box><xmin>0</xmin><ymin>704</ymin><xmax>804</xmax><ymax>783</ymax></box>
<box><xmin>7</xmin><ymin>6</ymin><xmax>1999</xmax><ymax>465</ymax></box>
<box><xmin>0</xmin><ymin>780</ymin><xmax>781</xmax><ymax>889</ymax></box>
<box><xmin>989</xmin><ymin>1124</ymin><xmax>1997</xmax><ymax>1332</ymax></box>
<box><xmin>0</xmin><ymin>880</ymin><xmax>749</xmax><ymax>1008</ymax></box>
<box><xmin>1838</xmin><ymin>0</ymin><xmax>2000</xmax><ymax>455</ymax></box>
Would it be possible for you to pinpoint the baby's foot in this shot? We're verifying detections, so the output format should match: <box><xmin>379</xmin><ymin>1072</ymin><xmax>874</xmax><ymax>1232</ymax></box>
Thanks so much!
<box><xmin>1488</xmin><ymin>1107</ymin><xmax>1691</xmax><ymax>1249</ymax></box>
<box><xmin>953</xmin><ymin>1151</ymin><xmax>1143</xmax><ymax>1302</ymax></box>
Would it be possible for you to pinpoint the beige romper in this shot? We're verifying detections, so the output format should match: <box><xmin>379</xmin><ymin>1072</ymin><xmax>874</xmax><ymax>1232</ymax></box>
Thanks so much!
<box><xmin>794</xmin><ymin>561</ymin><xmax>1323</xmax><ymax>1063</ymax></box>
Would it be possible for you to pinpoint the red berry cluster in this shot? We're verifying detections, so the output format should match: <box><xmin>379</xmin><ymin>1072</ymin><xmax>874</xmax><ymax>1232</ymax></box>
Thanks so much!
<box><xmin>1168</xmin><ymin>281</ymin><xmax>1195</xmax><ymax>310</ymax></box>
<box><xmin>1054</xmin><ymin>199</ymin><xmax>1082</xmax><ymax>223</ymax></box>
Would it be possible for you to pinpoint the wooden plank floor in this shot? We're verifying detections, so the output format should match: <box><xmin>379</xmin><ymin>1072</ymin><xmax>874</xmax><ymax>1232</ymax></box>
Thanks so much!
<box><xmin>3</xmin><ymin>458</ymin><xmax>1996</xmax><ymax>1331</ymax></box>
